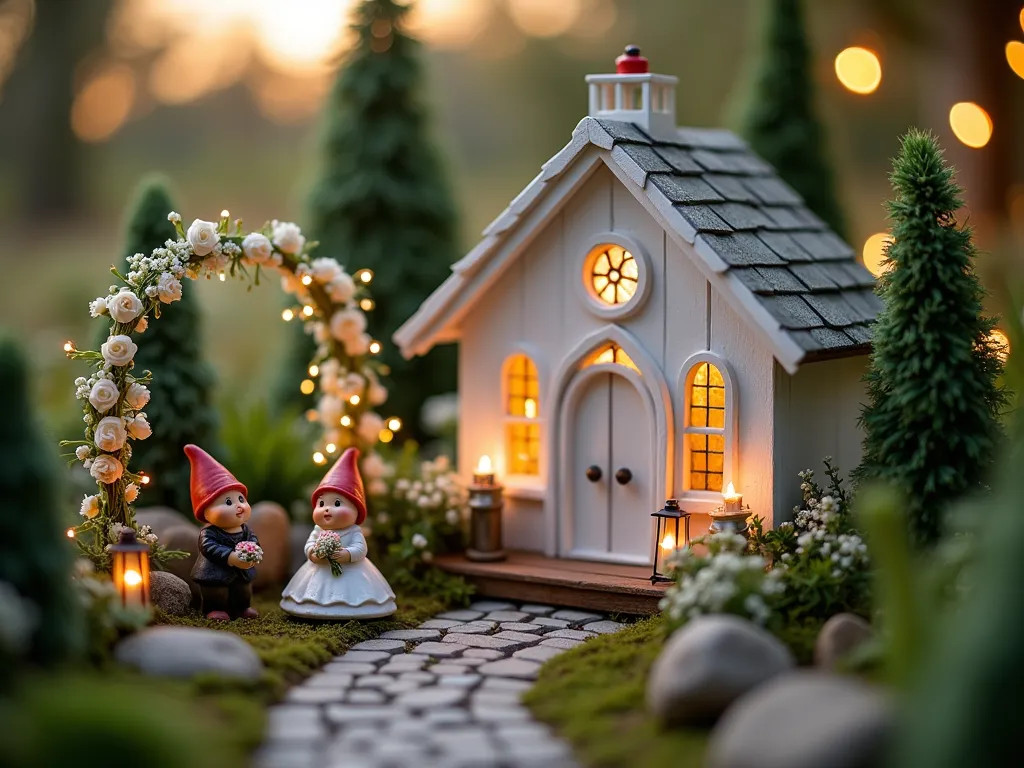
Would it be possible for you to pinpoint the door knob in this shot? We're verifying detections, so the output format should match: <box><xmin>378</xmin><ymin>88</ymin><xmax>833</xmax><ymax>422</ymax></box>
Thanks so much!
<box><xmin>586</xmin><ymin>465</ymin><xmax>602</xmax><ymax>482</ymax></box>
<box><xmin>615</xmin><ymin>467</ymin><xmax>632</xmax><ymax>485</ymax></box>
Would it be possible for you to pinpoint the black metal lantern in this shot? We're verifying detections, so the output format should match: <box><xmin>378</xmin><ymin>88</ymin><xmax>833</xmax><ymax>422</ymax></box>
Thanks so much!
<box><xmin>110</xmin><ymin>528</ymin><xmax>151</xmax><ymax>613</ymax></box>
<box><xmin>651</xmin><ymin>499</ymin><xmax>690</xmax><ymax>584</ymax></box>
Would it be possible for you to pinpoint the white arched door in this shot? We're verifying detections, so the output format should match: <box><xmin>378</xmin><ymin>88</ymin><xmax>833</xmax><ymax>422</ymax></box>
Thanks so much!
<box><xmin>561</xmin><ymin>366</ymin><xmax>654</xmax><ymax>565</ymax></box>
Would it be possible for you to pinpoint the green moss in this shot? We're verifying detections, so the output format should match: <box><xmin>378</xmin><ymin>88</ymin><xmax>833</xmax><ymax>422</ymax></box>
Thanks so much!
<box><xmin>523</xmin><ymin>616</ymin><xmax>709</xmax><ymax>768</ymax></box>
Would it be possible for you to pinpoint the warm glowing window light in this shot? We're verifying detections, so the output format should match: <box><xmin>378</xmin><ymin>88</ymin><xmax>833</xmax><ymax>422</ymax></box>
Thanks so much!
<box><xmin>586</xmin><ymin>343</ymin><xmax>640</xmax><ymax>373</ymax></box>
<box><xmin>862</xmin><ymin>233</ymin><xmax>894</xmax><ymax>277</ymax></box>
<box><xmin>686</xmin><ymin>363</ymin><xmax>726</xmax><ymax>492</ymax></box>
<box><xmin>524</xmin><ymin>398</ymin><xmax>537</xmax><ymax>419</ymax></box>
<box><xmin>834</xmin><ymin>46</ymin><xmax>882</xmax><ymax>94</ymax></box>
<box><xmin>505</xmin><ymin>355</ymin><xmax>540</xmax><ymax>475</ymax></box>
<box><xmin>949</xmin><ymin>102</ymin><xmax>993</xmax><ymax>148</ymax></box>
<box><xmin>589</xmin><ymin>245</ymin><xmax>639</xmax><ymax>306</ymax></box>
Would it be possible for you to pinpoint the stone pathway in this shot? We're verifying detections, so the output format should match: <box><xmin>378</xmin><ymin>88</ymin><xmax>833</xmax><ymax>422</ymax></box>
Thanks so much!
<box><xmin>254</xmin><ymin>600</ymin><xmax>626</xmax><ymax>768</ymax></box>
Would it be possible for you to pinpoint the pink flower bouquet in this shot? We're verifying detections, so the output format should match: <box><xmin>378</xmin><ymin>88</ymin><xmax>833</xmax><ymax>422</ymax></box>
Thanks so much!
<box><xmin>234</xmin><ymin>541</ymin><xmax>264</xmax><ymax>565</ymax></box>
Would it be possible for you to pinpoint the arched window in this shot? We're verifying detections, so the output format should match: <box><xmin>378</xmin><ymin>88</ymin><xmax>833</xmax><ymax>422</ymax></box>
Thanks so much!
<box><xmin>685</xmin><ymin>362</ymin><xmax>726</xmax><ymax>492</ymax></box>
<box><xmin>505</xmin><ymin>354</ymin><xmax>540</xmax><ymax>475</ymax></box>
<box><xmin>586</xmin><ymin>244</ymin><xmax>639</xmax><ymax>307</ymax></box>
<box><xmin>584</xmin><ymin>342</ymin><xmax>640</xmax><ymax>374</ymax></box>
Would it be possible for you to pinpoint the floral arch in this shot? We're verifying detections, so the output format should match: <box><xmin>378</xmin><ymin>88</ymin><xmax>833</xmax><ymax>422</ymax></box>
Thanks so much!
<box><xmin>63</xmin><ymin>212</ymin><xmax>390</xmax><ymax>569</ymax></box>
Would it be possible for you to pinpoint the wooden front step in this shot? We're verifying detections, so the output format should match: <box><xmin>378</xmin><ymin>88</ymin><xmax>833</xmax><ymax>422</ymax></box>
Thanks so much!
<box><xmin>435</xmin><ymin>550</ymin><xmax>669</xmax><ymax>616</ymax></box>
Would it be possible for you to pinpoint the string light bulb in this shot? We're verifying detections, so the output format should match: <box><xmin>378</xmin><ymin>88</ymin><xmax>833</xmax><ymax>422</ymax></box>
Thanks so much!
<box><xmin>300</xmin><ymin>379</ymin><xmax>315</xmax><ymax>395</ymax></box>
<box><xmin>358</xmin><ymin>269</ymin><xmax>374</xmax><ymax>283</ymax></box>
<box><xmin>379</xmin><ymin>428</ymin><xmax>394</xmax><ymax>444</ymax></box>
<box><xmin>360</xmin><ymin>298</ymin><xmax>375</xmax><ymax>311</ymax></box>
<box><xmin>326</xmin><ymin>442</ymin><xmax>337</xmax><ymax>454</ymax></box>
<box><xmin>63</xmin><ymin>341</ymin><xmax>76</xmax><ymax>353</ymax></box>
<box><xmin>834</xmin><ymin>46</ymin><xmax>882</xmax><ymax>94</ymax></box>
<box><xmin>340</xmin><ymin>415</ymin><xmax>352</xmax><ymax>427</ymax></box>
<box><xmin>218</xmin><ymin>272</ymin><xmax>226</xmax><ymax>282</ymax></box>
<box><xmin>313</xmin><ymin>451</ymin><xmax>326</xmax><ymax>465</ymax></box>
<box><xmin>282</xmin><ymin>309</ymin><xmax>295</xmax><ymax>322</ymax></box>
<box><xmin>66</xmin><ymin>528</ymin><xmax>75</xmax><ymax>539</ymax></box>
<box><xmin>349</xmin><ymin>395</ymin><xmax>360</xmax><ymax>405</ymax></box>
<box><xmin>302</xmin><ymin>305</ymin><xmax>314</xmax><ymax>317</ymax></box>
<box><xmin>308</xmin><ymin>364</ymin><xmax>320</xmax><ymax>377</ymax></box>
<box><xmin>220</xmin><ymin>209</ymin><xmax>230</xmax><ymax>219</ymax></box>
<box><xmin>369</xmin><ymin>341</ymin><xmax>381</xmax><ymax>354</ymax></box>
<box><xmin>387</xmin><ymin>418</ymin><xmax>401</xmax><ymax>431</ymax></box>
<box><xmin>140</xmin><ymin>474</ymin><xmax>151</xmax><ymax>485</ymax></box>
<box><xmin>301</xmin><ymin>275</ymin><xmax>313</xmax><ymax>286</ymax></box>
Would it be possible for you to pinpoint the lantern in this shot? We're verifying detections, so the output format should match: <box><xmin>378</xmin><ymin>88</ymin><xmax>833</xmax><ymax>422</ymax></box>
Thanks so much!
<box><xmin>110</xmin><ymin>528</ymin><xmax>151</xmax><ymax>613</ymax></box>
<box><xmin>651</xmin><ymin>499</ymin><xmax>689</xmax><ymax>584</ymax></box>
<box><xmin>466</xmin><ymin>455</ymin><xmax>505</xmax><ymax>562</ymax></box>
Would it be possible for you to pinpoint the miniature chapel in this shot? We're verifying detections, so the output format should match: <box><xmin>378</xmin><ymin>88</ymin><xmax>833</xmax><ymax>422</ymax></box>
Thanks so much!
<box><xmin>394</xmin><ymin>48</ymin><xmax>878</xmax><ymax>567</ymax></box>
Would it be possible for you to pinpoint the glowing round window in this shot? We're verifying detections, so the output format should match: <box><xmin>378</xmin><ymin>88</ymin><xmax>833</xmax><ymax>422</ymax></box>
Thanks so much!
<box><xmin>589</xmin><ymin>245</ymin><xmax>639</xmax><ymax>306</ymax></box>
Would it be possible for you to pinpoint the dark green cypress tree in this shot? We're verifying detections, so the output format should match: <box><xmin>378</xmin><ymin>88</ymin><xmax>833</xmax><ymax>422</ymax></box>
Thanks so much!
<box><xmin>0</xmin><ymin>336</ymin><xmax>81</xmax><ymax>670</ymax></box>
<box><xmin>112</xmin><ymin>178</ymin><xmax>218</xmax><ymax>515</ymax></box>
<box><xmin>855</xmin><ymin>129</ymin><xmax>1007</xmax><ymax>547</ymax></box>
<box><xmin>291</xmin><ymin>0</ymin><xmax>460</xmax><ymax>439</ymax></box>
<box><xmin>731</xmin><ymin>0</ymin><xmax>847</xmax><ymax>236</ymax></box>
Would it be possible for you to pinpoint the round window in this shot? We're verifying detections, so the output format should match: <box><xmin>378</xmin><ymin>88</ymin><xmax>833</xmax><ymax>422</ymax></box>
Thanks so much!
<box><xmin>587</xmin><ymin>244</ymin><xmax>639</xmax><ymax>306</ymax></box>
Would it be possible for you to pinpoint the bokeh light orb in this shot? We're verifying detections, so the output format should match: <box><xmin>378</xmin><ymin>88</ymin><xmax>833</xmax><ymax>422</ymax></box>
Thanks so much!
<box><xmin>1006</xmin><ymin>41</ymin><xmax>1024</xmax><ymax>80</ymax></box>
<box><xmin>987</xmin><ymin>329</ymin><xmax>1010</xmax><ymax>363</ymax></box>
<box><xmin>949</xmin><ymin>102</ymin><xmax>993</xmax><ymax>148</ymax></box>
<box><xmin>834</xmin><ymin>47</ymin><xmax>882</xmax><ymax>94</ymax></box>
<box><xmin>862</xmin><ymin>233</ymin><xmax>894</xmax><ymax>277</ymax></box>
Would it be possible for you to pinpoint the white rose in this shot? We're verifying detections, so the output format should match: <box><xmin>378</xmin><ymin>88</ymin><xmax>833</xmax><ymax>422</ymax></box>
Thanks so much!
<box><xmin>90</xmin><ymin>455</ymin><xmax>124</xmax><ymax>485</ymax></box>
<box><xmin>357</xmin><ymin>412</ymin><xmax>384</xmax><ymax>444</ymax></box>
<box><xmin>89</xmin><ymin>297</ymin><xmax>109</xmax><ymax>317</ymax></box>
<box><xmin>135</xmin><ymin>316</ymin><xmax>148</xmax><ymax>333</ymax></box>
<box><xmin>94</xmin><ymin>416</ymin><xmax>128</xmax><ymax>452</ymax></box>
<box><xmin>101</xmin><ymin>335</ymin><xmax>137</xmax><ymax>367</ymax></box>
<box><xmin>125</xmin><ymin>382</ymin><xmax>150</xmax><ymax>410</ymax></box>
<box><xmin>272</xmin><ymin>221</ymin><xmax>305</xmax><ymax>255</ymax></box>
<box><xmin>88</xmin><ymin>379</ymin><xmax>120</xmax><ymax>414</ymax></box>
<box><xmin>327</xmin><ymin>273</ymin><xmax>356</xmax><ymax>303</ymax></box>
<box><xmin>318</xmin><ymin>395</ymin><xmax>343</xmax><ymax>426</ymax></box>
<box><xmin>157</xmin><ymin>273</ymin><xmax>182</xmax><ymax>304</ymax></box>
<box><xmin>345</xmin><ymin>333</ymin><xmax>371</xmax><ymax>357</ymax></box>
<box><xmin>126</xmin><ymin>414</ymin><xmax>152</xmax><ymax>440</ymax></box>
<box><xmin>75</xmin><ymin>445</ymin><xmax>91</xmax><ymax>461</ymax></box>
<box><xmin>242</xmin><ymin>232</ymin><xmax>273</xmax><ymax>265</ymax></box>
<box><xmin>311</xmin><ymin>258</ymin><xmax>342</xmax><ymax>284</ymax></box>
<box><xmin>368</xmin><ymin>382</ymin><xmax>388</xmax><ymax>406</ymax></box>
<box><xmin>361</xmin><ymin>452</ymin><xmax>388</xmax><ymax>479</ymax></box>
<box><xmin>124</xmin><ymin>483</ymin><xmax>140</xmax><ymax>503</ymax></box>
<box><xmin>330</xmin><ymin>308</ymin><xmax>366</xmax><ymax>343</ymax></box>
<box><xmin>411</xmin><ymin>533</ymin><xmax>428</xmax><ymax>549</ymax></box>
<box><xmin>80</xmin><ymin>494</ymin><xmax>101</xmax><ymax>519</ymax></box>
<box><xmin>187</xmin><ymin>219</ymin><xmax>220</xmax><ymax>256</ymax></box>
<box><xmin>106</xmin><ymin>288</ymin><xmax>143</xmax><ymax>323</ymax></box>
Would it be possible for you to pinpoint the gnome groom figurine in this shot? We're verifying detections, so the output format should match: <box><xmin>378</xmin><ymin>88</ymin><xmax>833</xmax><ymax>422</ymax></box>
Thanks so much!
<box><xmin>185</xmin><ymin>444</ymin><xmax>261</xmax><ymax>621</ymax></box>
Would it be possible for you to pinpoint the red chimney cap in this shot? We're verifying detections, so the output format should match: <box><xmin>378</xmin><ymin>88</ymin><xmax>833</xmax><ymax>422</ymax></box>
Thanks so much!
<box><xmin>615</xmin><ymin>45</ymin><xmax>649</xmax><ymax>74</ymax></box>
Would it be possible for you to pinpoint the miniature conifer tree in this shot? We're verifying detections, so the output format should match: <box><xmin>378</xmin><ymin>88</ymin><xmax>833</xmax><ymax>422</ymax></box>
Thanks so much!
<box><xmin>290</xmin><ymin>0</ymin><xmax>460</xmax><ymax>437</ymax></box>
<box><xmin>855</xmin><ymin>129</ymin><xmax>1006</xmax><ymax>547</ymax></box>
<box><xmin>731</xmin><ymin>0</ymin><xmax>847</xmax><ymax>236</ymax></box>
<box><xmin>113</xmin><ymin>178</ymin><xmax>218</xmax><ymax>515</ymax></box>
<box><xmin>0</xmin><ymin>336</ymin><xmax>81</xmax><ymax>668</ymax></box>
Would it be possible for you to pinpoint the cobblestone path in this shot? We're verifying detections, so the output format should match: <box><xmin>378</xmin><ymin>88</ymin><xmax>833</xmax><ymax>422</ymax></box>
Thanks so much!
<box><xmin>254</xmin><ymin>600</ymin><xmax>626</xmax><ymax>768</ymax></box>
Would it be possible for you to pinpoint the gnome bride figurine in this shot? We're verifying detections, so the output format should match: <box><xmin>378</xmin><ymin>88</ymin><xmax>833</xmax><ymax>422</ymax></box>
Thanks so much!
<box><xmin>185</xmin><ymin>444</ymin><xmax>262</xmax><ymax>621</ymax></box>
<box><xmin>281</xmin><ymin>447</ymin><xmax>396</xmax><ymax>619</ymax></box>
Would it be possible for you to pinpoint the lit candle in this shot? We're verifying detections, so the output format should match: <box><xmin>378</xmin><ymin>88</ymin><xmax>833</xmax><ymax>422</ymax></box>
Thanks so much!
<box><xmin>473</xmin><ymin>455</ymin><xmax>495</xmax><ymax>487</ymax></box>
<box><xmin>660</xmin><ymin>531</ymin><xmax>677</xmax><ymax>552</ymax></box>
<box><xmin>524</xmin><ymin>398</ymin><xmax>537</xmax><ymax>419</ymax></box>
<box><xmin>723</xmin><ymin>482</ymin><xmax>742</xmax><ymax>514</ymax></box>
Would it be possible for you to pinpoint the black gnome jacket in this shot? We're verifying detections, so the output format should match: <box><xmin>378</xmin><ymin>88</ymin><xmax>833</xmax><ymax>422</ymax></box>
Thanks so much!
<box><xmin>191</xmin><ymin>524</ymin><xmax>259</xmax><ymax>585</ymax></box>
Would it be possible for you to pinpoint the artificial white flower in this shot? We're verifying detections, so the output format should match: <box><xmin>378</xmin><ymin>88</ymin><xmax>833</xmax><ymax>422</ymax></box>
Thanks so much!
<box><xmin>242</xmin><ymin>232</ymin><xmax>273</xmax><ymax>264</ymax></box>
<box><xmin>368</xmin><ymin>479</ymin><xmax>388</xmax><ymax>496</ymax></box>
<box><xmin>326</xmin><ymin>273</ymin><xmax>356</xmax><ymax>303</ymax></box>
<box><xmin>357</xmin><ymin>412</ymin><xmax>384</xmax><ymax>444</ymax></box>
<box><xmin>89</xmin><ymin>297</ymin><xmax>109</xmax><ymax>317</ymax></box>
<box><xmin>101</xmin><ymin>335</ymin><xmax>137</xmax><ymax>367</ymax></box>
<box><xmin>318</xmin><ymin>395</ymin><xmax>343</xmax><ymax>427</ymax></box>
<box><xmin>94</xmin><ymin>416</ymin><xmax>128</xmax><ymax>452</ymax></box>
<box><xmin>75</xmin><ymin>445</ymin><xmax>91</xmax><ymax>462</ymax></box>
<box><xmin>272</xmin><ymin>221</ymin><xmax>305</xmax><ymax>255</ymax></box>
<box><xmin>280</xmin><ymin>273</ymin><xmax>306</xmax><ymax>297</ymax></box>
<box><xmin>126</xmin><ymin>414</ymin><xmax>152</xmax><ymax>440</ymax></box>
<box><xmin>411</xmin><ymin>533</ymin><xmax>428</xmax><ymax>549</ymax></box>
<box><xmin>330</xmin><ymin>308</ymin><xmax>367</xmax><ymax>343</ymax></box>
<box><xmin>107</xmin><ymin>288</ymin><xmax>143</xmax><ymax>324</ymax></box>
<box><xmin>144</xmin><ymin>533</ymin><xmax>158</xmax><ymax>544</ymax></box>
<box><xmin>368</xmin><ymin>381</ymin><xmax>388</xmax><ymax>406</ymax></box>
<box><xmin>313</xmin><ymin>322</ymin><xmax>330</xmax><ymax>345</ymax></box>
<box><xmin>88</xmin><ymin>379</ymin><xmax>120</xmax><ymax>414</ymax></box>
<box><xmin>167</xmin><ymin>211</ymin><xmax>181</xmax><ymax>224</ymax></box>
<box><xmin>445</xmin><ymin>509</ymin><xmax>460</xmax><ymax>525</ymax></box>
<box><xmin>361</xmin><ymin>452</ymin><xmax>388</xmax><ymax>479</ymax></box>
<box><xmin>186</xmin><ymin>219</ymin><xmax>220</xmax><ymax>256</ymax></box>
<box><xmin>157</xmin><ymin>273</ymin><xmax>182</xmax><ymax>304</ymax></box>
<box><xmin>124</xmin><ymin>483</ymin><xmax>140</xmax><ymax>503</ymax></box>
<box><xmin>80</xmin><ymin>494</ymin><xmax>101</xmax><ymax>519</ymax></box>
<box><xmin>90</xmin><ymin>455</ymin><xmax>124</xmax><ymax>484</ymax></box>
<box><xmin>345</xmin><ymin>333</ymin><xmax>372</xmax><ymax>357</ymax></box>
<box><xmin>125</xmin><ymin>382</ymin><xmax>150</xmax><ymax>410</ymax></box>
<box><xmin>340</xmin><ymin>373</ymin><xmax>365</xmax><ymax>399</ymax></box>
<box><xmin>311</xmin><ymin>258</ymin><xmax>342</xmax><ymax>284</ymax></box>
<box><xmin>135</xmin><ymin>316</ymin><xmax>148</xmax><ymax>334</ymax></box>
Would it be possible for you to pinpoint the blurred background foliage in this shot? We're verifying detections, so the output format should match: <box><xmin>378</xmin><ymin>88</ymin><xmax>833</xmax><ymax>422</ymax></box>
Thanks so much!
<box><xmin>0</xmin><ymin>0</ymin><xmax>1021</xmax><ymax>470</ymax></box>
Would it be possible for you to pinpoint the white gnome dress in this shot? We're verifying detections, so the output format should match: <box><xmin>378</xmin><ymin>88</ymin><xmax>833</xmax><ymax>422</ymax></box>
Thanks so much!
<box><xmin>280</xmin><ymin>524</ymin><xmax>396</xmax><ymax>619</ymax></box>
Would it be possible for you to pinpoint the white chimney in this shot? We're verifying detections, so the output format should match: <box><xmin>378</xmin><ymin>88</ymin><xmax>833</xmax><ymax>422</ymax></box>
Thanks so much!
<box><xmin>586</xmin><ymin>46</ymin><xmax>678</xmax><ymax>139</ymax></box>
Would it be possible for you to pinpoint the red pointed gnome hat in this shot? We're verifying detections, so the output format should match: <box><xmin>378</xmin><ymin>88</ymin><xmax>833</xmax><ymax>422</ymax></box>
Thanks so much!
<box><xmin>313</xmin><ymin>447</ymin><xmax>366</xmax><ymax>525</ymax></box>
<box><xmin>184</xmin><ymin>444</ymin><xmax>247</xmax><ymax>522</ymax></box>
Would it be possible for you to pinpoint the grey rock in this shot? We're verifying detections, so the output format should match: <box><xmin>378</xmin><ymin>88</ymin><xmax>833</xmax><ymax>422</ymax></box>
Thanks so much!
<box><xmin>418</xmin><ymin>619</ymin><xmax>465</xmax><ymax>630</ymax></box>
<box><xmin>149</xmin><ymin>570</ymin><xmax>192</xmax><ymax>616</ymax></box>
<box><xmin>706</xmin><ymin>672</ymin><xmax>891</xmax><ymax>768</ymax></box>
<box><xmin>539</xmin><ymin>637</ymin><xmax>584</xmax><ymax>650</ymax></box>
<box><xmin>514</xmin><ymin>645</ymin><xmax>566</xmax><ymax>663</ymax></box>
<box><xmin>266</xmin><ymin>705</ymin><xmax>326</xmax><ymax>740</ymax></box>
<box><xmin>336</xmin><ymin>650</ymin><xmax>392</xmax><ymax>663</ymax></box>
<box><xmin>415</xmin><ymin>641</ymin><xmax>468</xmax><ymax>658</ymax></box>
<box><xmin>463</xmin><ymin>648</ymin><xmax>504</xmax><ymax>660</ymax></box>
<box><xmin>350</xmin><ymin>638</ymin><xmax>406</xmax><ymax>653</ymax></box>
<box><xmin>380</xmin><ymin>629</ymin><xmax>441</xmax><ymax>641</ymax></box>
<box><xmin>499</xmin><ymin>622</ymin><xmax>546</xmax><ymax>634</ymax></box>
<box><xmin>483</xmin><ymin>610</ymin><xmax>529</xmax><ymax>622</ymax></box>
<box><xmin>530</xmin><ymin>617</ymin><xmax>571</xmax><ymax>629</ymax></box>
<box><xmin>520</xmin><ymin>604</ymin><xmax>556</xmax><ymax>616</ymax></box>
<box><xmin>552</xmin><ymin>609</ymin><xmax>602</xmax><ymax>623</ymax></box>
<box><xmin>544</xmin><ymin>629</ymin><xmax>596</xmax><ymax>641</ymax></box>
<box><xmin>135</xmin><ymin>507</ymin><xmax>193</xmax><ymax>539</ymax></box>
<box><xmin>380</xmin><ymin>659</ymin><xmax>427</xmax><ymax>674</ymax></box>
<box><xmin>814</xmin><ymin>613</ymin><xmax>874</xmax><ymax>670</ymax></box>
<box><xmin>396</xmin><ymin>686</ymin><xmax>469</xmax><ymax>708</ymax></box>
<box><xmin>322</xmin><ymin>661</ymin><xmax>377</xmax><ymax>675</ymax></box>
<box><xmin>493</xmin><ymin>630</ymin><xmax>544</xmax><ymax>645</ymax></box>
<box><xmin>115</xmin><ymin>626</ymin><xmax>262</xmax><ymax>680</ymax></box>
<box><xmin>482</xmin><ymin>677</ymin><xmax>534</xmax><ymax>692</ymax></box>
<box><xmin>584</xmin><ymin>620</ymin><xmax>626</xmax><ymax>635</ymax></box>
<box><xmin>647</xmin><ymin>615</ymin><xmax>795</xmax><ymax>727</ymax></box>
<box><xmin>472</xmin><ymin>690</ymin><xmax>522</xmax><ymax>707</ymax></box>
<box><xmin>436</xmin><ymin>609</ymin><xmax>484</xmax><ymax>621</ymax></box>
<box><xmin>423</xmin><ymin>708</ymin><xmax>471</xmax><ymax>726</ymax></box>
<box><xmin>457</xmin><ymin>656</ymin><xmax>489</xmax><ymax>667</ymax></box>
<box><xmin>289</xmin><ymin>522</ymin><xmax>314</xmax><ymax>577</ymax></box>
<box><xmin>438</xmin><ymin>674</ymin><xmax>482</xmax><ymax>688</ymax></box>
<box><xmin>303</xmin><ymin>672</ymin><xmax>353</xmax><ymax>688</ymax></box>
<box><xmin>452</xmin><ymin>620</ymin><xmax>499</xmax><ymax>635</ymax></box>
<box><xmin>469</xmin><ymin>600</ymin><xmax>516</xmax><ymax>612</ymax></box>
<box><xmin>444</xmin><ymin>633</ymin><xmax>522</xmax><ymax>651</ymax></box>
<box><xmin>398</xmin><ymin>671</ymin><xmax>437</xmax><ymax>684</ymax></box>
<box><xmin>253</xmin><ymin>745</ymin><xmax>317</xmax><ymax>768</ymax></box>
<box><xmin>249</xmin><ymin>501</ymin><xmax>290</xmax><ymax>589</ymax></box>
<box><xmin>286</xmin><ymin>686</ymin><xmax>346</xmax><ymax>704</ymax></box>
<box><xmin>478</xmin><ymin>658</ymin><xmax>542</xmax><ymax>680</ymax></box>
<box><xmin>346</xmin><ymin>689</ymin><xmax>386</xmax><ymax>704</ymax></box>
<box><xmin>160</xmin><ymin>524</ymin><xmax>201</xmax><ymax>596</ymax></box>
<box><xmin>325</xmin><ymin>705</ymin><xmax>399</xmax><ymax>724</ymax></box>
<box><xmin>471</xmin><ymin>703</ymin><xmax>532</xmax><ymax>722</ymax></box>
<box><xmin>382</xmin><ymin>679</ymin><xmax>423</xmax><ymax>696</ymax></box>
<box><xmin>494</xmin><ymin>723</ymin><xmax>553</xmax><ymax>742</ymax></box>
<box><xmin>353</xmin><ymin>674</ymin><xmax>395</xmax><ymax>688</ymax></box>
<box><xmin>431</xmin><ymin>663</ymin><xmax>470</xmax><ymax>675</ymax></box>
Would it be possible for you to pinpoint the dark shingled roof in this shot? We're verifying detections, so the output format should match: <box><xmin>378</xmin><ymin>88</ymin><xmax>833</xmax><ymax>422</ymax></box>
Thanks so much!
<box><xmin>593</xmin><ymin>118</ymin><xmax>877</xmax><ymax>357</ymax></box>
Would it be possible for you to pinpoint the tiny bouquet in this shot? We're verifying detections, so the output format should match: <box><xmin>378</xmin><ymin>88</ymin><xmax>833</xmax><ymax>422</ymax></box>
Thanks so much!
<box><xmin>234</xmin><ymin>541</ymin><xmax>264</xmax><ymax>565</ymax></box>
<box><xmin>313</xmin><ymin>530</ymin><xmax>344</xmax><ymax>576</ymax></box>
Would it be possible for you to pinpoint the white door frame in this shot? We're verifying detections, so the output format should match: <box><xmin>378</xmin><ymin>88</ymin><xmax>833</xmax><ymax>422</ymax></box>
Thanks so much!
<box><xmin>545</xmin><ymin>324</ymin><xmax>674</xmax><ymax>562</ymax></box>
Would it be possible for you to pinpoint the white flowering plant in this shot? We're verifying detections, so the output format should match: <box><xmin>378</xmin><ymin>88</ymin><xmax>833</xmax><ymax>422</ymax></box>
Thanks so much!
<box><xmin>659</xmin><ymin>532</ymin><xmax>785</xmax><ymax>632</ymax></box>
<box><xmin>62</xmin><ymin>212</ymin><xmax>390</xmax><ymax>571</ymax></box>
<box><xmin>70</xmin><ymin>558</ymin><xmax>149</xmax><ymax>664</ymax></box>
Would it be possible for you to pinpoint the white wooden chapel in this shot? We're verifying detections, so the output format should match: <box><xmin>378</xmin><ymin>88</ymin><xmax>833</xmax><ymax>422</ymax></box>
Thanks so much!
<box><xmin>395</xmin><ymin>47</ymin><xmax>877</xmax><ymax>567</ymax></box>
